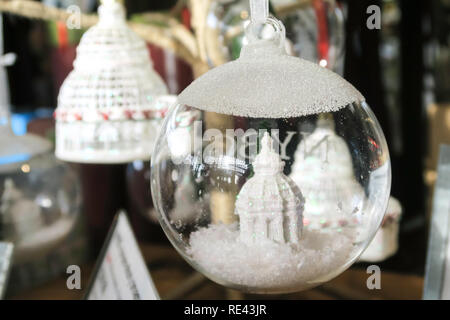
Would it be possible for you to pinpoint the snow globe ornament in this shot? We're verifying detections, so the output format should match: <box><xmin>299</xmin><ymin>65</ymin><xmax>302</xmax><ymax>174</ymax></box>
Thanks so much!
<box><xmin>0</xmin><ymin>109</ymin><xmax>81</xmax><ymax>266</ymax></box>
<box><xmin>205</xmin><ymin>0</ymin><xmax>345</xmax><ymax>74</ymax></box>
<box><xmin>151</xmin><ymin>0</ymin><xmax>390</xmax><ymax>293</ymax></box>
<box><xmin>54</xmin><ymin>0</ymin><xmax>168</xmax><ymax>163</ymax></box>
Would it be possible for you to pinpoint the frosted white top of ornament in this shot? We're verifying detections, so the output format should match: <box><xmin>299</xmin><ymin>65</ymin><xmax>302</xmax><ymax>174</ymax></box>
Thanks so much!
<box><xmin>0</xmin><ymin>133</ymin><xmax>52</xmax><ymax>173</ymax></box>
<box><xmin>178</xmin><ymin>41</ymin><xmax>364</xmax><ymax>118</ymax></box>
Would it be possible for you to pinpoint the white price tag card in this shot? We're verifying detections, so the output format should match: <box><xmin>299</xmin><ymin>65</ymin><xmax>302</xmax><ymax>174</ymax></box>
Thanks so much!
<box><xmin>86</xmin><ymin>211</ymin><xmax>159</xmax><ymax>300</ymax></box>
<box><xmin>0</xmin><ymin>242</ymin><xmax>13</xmax><ymax>299</ymax></box>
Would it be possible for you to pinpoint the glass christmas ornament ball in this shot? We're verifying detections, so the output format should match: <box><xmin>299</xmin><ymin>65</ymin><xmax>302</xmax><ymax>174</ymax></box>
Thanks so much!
<box><xmin>0</xmin><ymin>127</ymin><xmax>81</xmax><ymax>265</ymax></box>
<box><xmin>151</xmin><ymin>16</ymin><xmax>390</xmax><ymax>294</ymax></box>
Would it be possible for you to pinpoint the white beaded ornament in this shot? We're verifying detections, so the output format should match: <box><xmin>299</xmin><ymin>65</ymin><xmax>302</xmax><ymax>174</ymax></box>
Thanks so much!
<box><xmin>55</xmin><ymin>0</ymin><xmax>169</xmax><ymax>163</ymax></box>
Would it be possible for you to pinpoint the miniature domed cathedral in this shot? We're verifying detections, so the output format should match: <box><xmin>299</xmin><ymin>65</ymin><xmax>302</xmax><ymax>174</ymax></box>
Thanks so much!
<box><xmin>235</xmin><ymin>133</ymin><xmax>305</xmax><ymax>245</ymax></box>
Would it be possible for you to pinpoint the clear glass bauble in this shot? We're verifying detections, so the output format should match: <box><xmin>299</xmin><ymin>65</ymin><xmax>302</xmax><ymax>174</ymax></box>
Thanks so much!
<box><xmin>0</xmin><ymin>137</ymin><xmax>81</xmax><ymax>265</ymax></box>
<box><xmin>151</xmin><ymin>7</ymin><xmax>390</xmax><ymax>293</ymax></box>
<box><xmin>206</xmin><ymin>0</ymin><xmax>345</xmax><ymax>73</ymax></box>
<box><xmin>151</xmin><ymin>102</ymin><xmax>391</xmax><ymax>293</ymax></box>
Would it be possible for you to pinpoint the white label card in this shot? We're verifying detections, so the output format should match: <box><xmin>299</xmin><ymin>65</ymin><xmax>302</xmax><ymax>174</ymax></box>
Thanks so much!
<box><xmin>86</xmin><ymin>211</ymin><xmax>160</xmax><ymax>300</ymax></box>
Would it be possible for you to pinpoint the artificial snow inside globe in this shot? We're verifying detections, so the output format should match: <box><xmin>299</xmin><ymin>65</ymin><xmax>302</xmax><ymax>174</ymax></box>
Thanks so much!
<box><xmin>151</xmin><ymin>1</ymin><xmax>391</xmax><ymax>294</ymax></box>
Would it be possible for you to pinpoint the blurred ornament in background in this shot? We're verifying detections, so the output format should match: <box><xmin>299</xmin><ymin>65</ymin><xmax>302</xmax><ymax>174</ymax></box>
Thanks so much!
<box><xmin>54</xmin><ymin>0</ymin><xmax>169</xmax><ymax>164</ymax></box>
<box><xmin>1</xmin><ymin>14</ymin><xmax>84</xmax><ymax>292</ymax></box>
<box><xmin>0</xmin><ymin>107</ymin><xmax>83</xmax><ymax>294</ymax></box>
<box><xmin>151</xmin><ymin>0</ymin><xmax>391</xmax><ymax>294</ymax></box>
<box><xmin>205</xmin><ymin>0</ymin><xmax>345</xmax><ymax>74</ymax></box>
<box><xmin>1</xmin><ymin>12</ymin><xmax>80</xmax><ymax>270</ymax></box>
<box><xmin>359</xmin><ymin>197</ymin><xmax>402</xmax><ymax>263</ymax></box>
<box><xmin>290</xmin><ymin>112</ymin><xmax>401</xmax><ymax>262</ymax></box>
<box><xmin>289</xmin><ymin>114</ymin><xmax>365</xmax><ymax>230</ymax></box>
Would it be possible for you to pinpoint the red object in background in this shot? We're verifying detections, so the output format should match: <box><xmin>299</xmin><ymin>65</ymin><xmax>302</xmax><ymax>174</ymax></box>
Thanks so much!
<box><xmin>148</xmin><ymin>43</ymin><xmax>194</xmax><ymax>95</ymax></box>
<box><xmin>50</xmin><ymin>45</ymin><xmax>76</xmax><ymax>96</ymax></box>
<box><xmin>80</xmin><ymin>164</ymin><xmax>128</xmax><ymax>256</ymax></box>
<box><xmin>27</xmin><ymin>117</ymin><xmax>55</xmax><ymax>138</ymax></box>
<box><xmin>313</xmin><ymin>0</ymin><xmax>330</xmax><ymax>62</ymax></box>
<box><xmin>49</xmin><ymin>22</ymin><xmax>77</xmax><ymax>93</ymax></box>
<box><xmin>181</xmin><ymin>7</ymin><xmax>191</xmax><ymax>30</ymax></box>
<box><xmin>56</xmin><ymin>21</ymin><xmax>69</xmax><ymax>49</ymax></box>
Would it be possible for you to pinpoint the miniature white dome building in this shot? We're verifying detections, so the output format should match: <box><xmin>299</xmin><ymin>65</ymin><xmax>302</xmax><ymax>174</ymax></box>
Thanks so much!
<box><xmin>290</xmin><ymin>115</ymin><xmax>365</xmax><ymax>229</ymax></box>
<box><xmin>1</xmin><ymin>179</ymin><xmax>43</xmax><ymax>241</ymax></box>
<box><xmin>54</xmin><ymin>0</ymin><xmax>168</xmax><ymax>163</ymax></box>
<box><xmin>235</xmin><ymin>133</ymin><xmax>305</xmax><ymax>245</ymax></box>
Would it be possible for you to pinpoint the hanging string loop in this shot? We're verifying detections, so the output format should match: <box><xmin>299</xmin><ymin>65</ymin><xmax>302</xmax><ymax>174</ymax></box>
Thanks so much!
<box><xmin>245</xmin><ymin>0</ymin><xmax>286</xmax><ymax>49</ymax></box>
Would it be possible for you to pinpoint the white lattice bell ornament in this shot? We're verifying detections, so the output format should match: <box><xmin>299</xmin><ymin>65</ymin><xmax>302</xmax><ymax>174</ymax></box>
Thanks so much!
<box><xmin>55</xmin><ymin>0</ymin><xmax>169</xmax><ymax>163</ymax></box>
<box><xmin>151</xmin><ymin>0</ymin><xmax>391</xmax><ymax>293</ymax></box>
